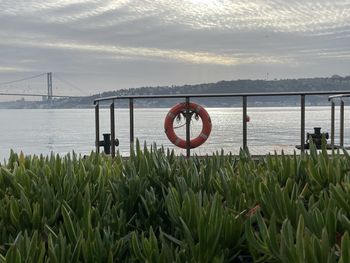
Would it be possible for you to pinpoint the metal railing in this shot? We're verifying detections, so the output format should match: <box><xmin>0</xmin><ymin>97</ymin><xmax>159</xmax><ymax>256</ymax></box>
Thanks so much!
<box><xmin>93</xmin><ymin>90</ymin><xmax>350</xmax><ymax>157</ymax></box>
<box><xmin>329</xmin><ymin>94</ymin><xmax>350</xmax><ymax>147</ymax></box>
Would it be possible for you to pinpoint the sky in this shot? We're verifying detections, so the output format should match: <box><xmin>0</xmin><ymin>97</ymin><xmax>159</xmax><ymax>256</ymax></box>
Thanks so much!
<box><xmin>0</xmin><ymin>0</ymin><xmax>350</xmax><ymax>96</ymax></box>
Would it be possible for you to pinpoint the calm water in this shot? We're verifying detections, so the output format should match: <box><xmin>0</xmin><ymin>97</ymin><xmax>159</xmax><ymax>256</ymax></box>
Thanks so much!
<box><xmin>0</xmin><ymin>107</ymin><xmax>348</xmax><ymax>161</ymax></box>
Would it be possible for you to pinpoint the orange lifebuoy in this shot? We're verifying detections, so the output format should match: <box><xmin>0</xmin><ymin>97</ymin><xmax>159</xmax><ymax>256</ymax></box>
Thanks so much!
<box><xmin>164</xmin><ymin>102</ymin><xmax>212</xmax><ymax>149</ymax></box>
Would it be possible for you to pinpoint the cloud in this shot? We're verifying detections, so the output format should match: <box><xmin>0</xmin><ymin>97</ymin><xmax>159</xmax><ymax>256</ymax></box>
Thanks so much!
<box><xmin>161</xmin><ymin>0</ymin><xmax>350</xmax><ymax>33</ymax></box>
<box><xmin>3</xmin><ymin>0</ymin><xmax>350</xmax><ymax>32</ymax></box>
<box><xmin>1</xmin><ymin>35</ymin><xmax>294</xmax><ymax>66</ymax></box>
<box><xmin>0</xmin><ymin>0</ymin><xmax>349</xmax><ymax>95</ymax></box>
<box><xmin>0</xmin><ymin>67</ymin><xmax>28</xmax><ymax>73</ymax></box>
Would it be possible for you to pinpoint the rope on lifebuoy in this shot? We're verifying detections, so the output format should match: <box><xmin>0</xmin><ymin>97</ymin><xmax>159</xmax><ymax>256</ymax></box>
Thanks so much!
<box><xmin>164</xmin><ymin>102</ymin><xmax>212</xmax><ymax>149</ymax></box>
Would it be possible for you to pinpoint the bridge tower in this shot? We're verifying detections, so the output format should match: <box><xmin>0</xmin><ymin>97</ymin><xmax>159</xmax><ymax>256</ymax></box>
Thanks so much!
<box><xmin>47</xmin><ymin>72</ymin><xmax>53</xmax><ymax>101</ymax></box>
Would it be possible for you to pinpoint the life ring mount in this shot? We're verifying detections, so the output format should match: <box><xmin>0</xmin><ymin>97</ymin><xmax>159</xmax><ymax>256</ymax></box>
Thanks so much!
<box><xmin>164</xmin><ymin>102</ymin><xmax>212</xmax><ymax>149</ymax></box>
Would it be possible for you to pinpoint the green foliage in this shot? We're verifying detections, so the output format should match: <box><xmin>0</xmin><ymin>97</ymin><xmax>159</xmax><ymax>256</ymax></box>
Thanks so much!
<box><xmin>1</xmin><ymin>144</ymin><xmax>350</xmax><ymax>262</ymax></box>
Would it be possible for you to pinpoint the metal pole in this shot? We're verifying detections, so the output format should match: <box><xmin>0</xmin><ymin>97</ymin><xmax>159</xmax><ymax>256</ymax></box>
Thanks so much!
<box><xmin>243</xmin><ymin>96</ymin><xmax>247</xmax><ymax>150</ymax></box>
<box><xmin>129</xmin><ymin>98</ymin><xmax>134</xmax><ymax>153</ymax></box>
<box><xmin>331</xmin><ymin>101</ymin><xmax>335</xmax><ymax>146</ymax></box>
<box><xmin>185</xmin><ymin>97</ymin><xmax>191</xmax><ymax>158</ymax></box>
<box><xmin>110</xmin><ymin>101</ymin><xmax>116</xmax><ymax>158</ymax></box>
<box><xmin>300</xmin><ymin>95</ymin><xmax>305</xmax><ymax>153</ymax></box>
<box><xmin>95</xmin><ymin>103</ymin><xmax>100</xmax><ymax>153</ymax></box>
<box><xmin>340</xmin><ymin>100</ymin><xmax>344</xmax><ymax>147</ymax></box>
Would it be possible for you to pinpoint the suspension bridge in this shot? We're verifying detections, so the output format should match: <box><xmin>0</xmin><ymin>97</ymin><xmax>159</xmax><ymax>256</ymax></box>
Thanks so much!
<box><xmin>0</xmin><ymin>72</ymin><xmax>87</xmax><ymax>101</ymax></box>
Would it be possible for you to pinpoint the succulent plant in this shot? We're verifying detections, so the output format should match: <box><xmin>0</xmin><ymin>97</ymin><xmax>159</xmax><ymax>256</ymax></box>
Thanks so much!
<box><xmin>0</xmin><ymin>141</ymin><xmax>350</xmax><ymax>262</ymax></box>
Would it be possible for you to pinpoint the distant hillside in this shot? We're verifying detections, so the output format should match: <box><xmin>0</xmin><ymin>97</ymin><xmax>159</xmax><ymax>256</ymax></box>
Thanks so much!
<box><xmin>1</xmin><ymin>75</ymin><xmax>350</xmax><ymax>108</ymax></box>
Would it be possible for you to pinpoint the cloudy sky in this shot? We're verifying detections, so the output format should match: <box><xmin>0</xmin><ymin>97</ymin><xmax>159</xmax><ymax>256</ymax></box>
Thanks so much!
<box><xmin>0</xmin><ymin>0</ymin><xmax>350</xmax><ymax>96</ymax></box>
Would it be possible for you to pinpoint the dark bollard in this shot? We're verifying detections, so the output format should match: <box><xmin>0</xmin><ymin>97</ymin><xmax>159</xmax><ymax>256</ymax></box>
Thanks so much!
<box><xmin>102</xmin><ymin>134</ymin><xmax>111</xmax><ymax>154</ymax></box>
<box><xmin>99</xmin><ymin>133</ymin><xmax>119</xmax><ymax>154</ymax></box>
<box><xmin>306</xmin><ymin>127</ymin><xmax>329</xmax><ymax>149</ymax></box>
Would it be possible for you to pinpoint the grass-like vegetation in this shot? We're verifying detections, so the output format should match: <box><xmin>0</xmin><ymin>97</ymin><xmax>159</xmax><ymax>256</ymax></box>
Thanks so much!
<box><xmin>1</xmin><ymin>142</ymin><xmax>350</xmax><ymax>262</ymax></box>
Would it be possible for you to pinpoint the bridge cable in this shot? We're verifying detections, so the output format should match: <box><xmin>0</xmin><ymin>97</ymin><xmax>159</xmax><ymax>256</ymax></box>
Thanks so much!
<box><xmin>0</xmin><ymin>73</ymin><xmax>46</xmax><ymax>86</ymax></box>
<box><xmin>52</xmin><ymin>74</ymin><xmax>90</xmax><ymax>96</ymax></box>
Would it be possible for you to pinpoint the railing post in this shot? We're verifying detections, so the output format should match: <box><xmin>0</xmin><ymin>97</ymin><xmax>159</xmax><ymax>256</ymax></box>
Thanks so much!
<box><xmin>242</xmin><ymin>96</ymin><xmax>247</xmax><ymax>150</ymax></box>
<box><xmin>129</xmin><ymin>98</ymin><xmax>135</xmax><ymax>154</ymax></box>
<box><xmin>95</xmin><ymin>103</ymin><xmax>100</xmax><ymax>153</ymax></box>
<box><xmin>300</xmin><ymin>95</ymin><xmax>305</xmax><ymax>153</ymax></box>
<box><xmin>186</xmin><ymin>97</ymin><xmax>191</xmax><ymax>158</ymax></box>
<box><xmin>340</xmin><ymin>100</ymin><xmax>344</xmax><ymax>147</ymax></box>
<box><xmin>110</xmin><ymin>101</ymin><xmax>116</xmax><ymax>158</ymax></box>
<box><xmin>331</xmin><ymin>101</ymin><xmax>335</xmax><ymax>146</ymax></box>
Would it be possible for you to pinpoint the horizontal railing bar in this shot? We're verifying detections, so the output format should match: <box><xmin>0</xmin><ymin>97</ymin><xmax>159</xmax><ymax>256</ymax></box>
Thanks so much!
<box><xmin>94</xmin><ymin>90</ymin><xmax>350</xmax><ymax>103</ymax></box>
<box><xmin>328</xmin><ymin>94</ymin><xmax>350</xmax><ymax>100</ymax></box>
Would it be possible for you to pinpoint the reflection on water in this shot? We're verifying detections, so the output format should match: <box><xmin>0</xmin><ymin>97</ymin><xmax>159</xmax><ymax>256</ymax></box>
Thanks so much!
<box><xmin>0</xmin><ymin>106</ymin><xmax>348</xmax><ymax>160</ymax></box>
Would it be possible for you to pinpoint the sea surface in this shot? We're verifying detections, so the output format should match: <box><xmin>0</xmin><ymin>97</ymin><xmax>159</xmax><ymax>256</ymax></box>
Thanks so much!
<box><xmin>0</xmin><ymin>106</ymin><xmax>349</xmax><ymax>161</ymax></box>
